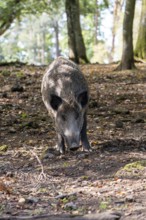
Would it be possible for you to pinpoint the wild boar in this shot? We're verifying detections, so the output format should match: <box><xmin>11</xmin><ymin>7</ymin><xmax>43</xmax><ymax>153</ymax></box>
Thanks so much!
<box><xmin>41</xmin><ymin>56</ymin><xmax>91</xmax><ymax>153</ymax></box>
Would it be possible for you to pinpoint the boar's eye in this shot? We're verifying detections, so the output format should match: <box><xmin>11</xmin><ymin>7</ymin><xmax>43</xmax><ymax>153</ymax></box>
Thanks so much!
<box><xmin>61</xmin><ymin>114</ymin><xmax>66</xmax><ymax>121</ymax></box>
<box><xmin>50</xmin><ymin>94</ymin><xmax>62</xmax><ymax>111</ymax></box>
<box><xmin>78</xmin><ymin>91</ymin><xmax>88</xmax><ymax>108</ymax></box>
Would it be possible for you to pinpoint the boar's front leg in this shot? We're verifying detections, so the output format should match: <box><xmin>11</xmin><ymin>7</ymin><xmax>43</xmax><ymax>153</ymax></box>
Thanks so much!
<box><xmin>80</xmin><ymin>114</ymin><xmax>91</xmax><ymax>152</ymax></box>
<box><xmin>57</xmin><ymin>134</ymin><xmax>65</xmax><ymax>154</ymax></box>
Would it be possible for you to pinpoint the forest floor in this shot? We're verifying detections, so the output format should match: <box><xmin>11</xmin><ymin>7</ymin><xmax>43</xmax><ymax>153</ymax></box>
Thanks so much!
<box><xmin>0</xmin><ymin>62</ymin><xmax>146</xmax><ymax>220</ymax></box>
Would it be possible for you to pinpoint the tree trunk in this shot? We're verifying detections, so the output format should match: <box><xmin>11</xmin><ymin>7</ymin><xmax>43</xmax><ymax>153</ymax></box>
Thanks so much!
<box><xmin>110</xmin><ymin>0</ymin><xmax>123</xmax><ymax>62</ymax></box>
<box><xmin>41</xmin><ymin>31</ymin><xmax>45</xmax><ymax>64</ymax></box>
<box><xmin>116</xmin><ymin>0</ymin><xmax>136</xmax><ymax>70</ymax></box>
<box><xmin>134</xmin><ymin>0</ymin><xmax>146</xmax><ymax>60</ymax></box>
<box><xmin>65</xmin><ymin>0</ymin><xmax>89</xmax><ymax>64</ymax></box>
<box><xmin>54</xmin><ymin>20</ymin><xmax>61</xmax><ymax>57</ymax></box>
<box><xmin>94</xmin><ymin>0</ymin><xmax>99</xmax><ymax>45</ymax></box>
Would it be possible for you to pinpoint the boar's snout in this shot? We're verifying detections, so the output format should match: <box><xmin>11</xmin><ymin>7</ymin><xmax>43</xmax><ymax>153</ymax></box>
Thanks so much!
<box><xmin>71</xmin><ymin>142</ymin><xmax>79</xmax><ymax>149</ymax></box>
<box><xmin>66</xmin><ymin>137</ymin><xmax>80</xmax><ymax>150</ymax></box>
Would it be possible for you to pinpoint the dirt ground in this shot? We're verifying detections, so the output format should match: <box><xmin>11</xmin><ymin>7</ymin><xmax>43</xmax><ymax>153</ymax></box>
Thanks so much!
<box><xmin>0</xmin><ymin>63</ymin><xmax>146</xmax><ymax>219</ymax></box>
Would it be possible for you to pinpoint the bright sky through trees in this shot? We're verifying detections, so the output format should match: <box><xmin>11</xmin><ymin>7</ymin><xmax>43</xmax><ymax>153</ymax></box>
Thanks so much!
<box><xmin>0</xmin><ymin>0</ymin><xmax>142</xmax><ymax>64</ymax></box>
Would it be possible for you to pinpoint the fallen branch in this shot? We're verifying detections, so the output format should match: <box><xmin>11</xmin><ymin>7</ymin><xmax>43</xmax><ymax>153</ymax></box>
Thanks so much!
<box><xmin>0</xmin><ymin>211</ymin><xmax>122</xmax><ymax>220</ymax></box>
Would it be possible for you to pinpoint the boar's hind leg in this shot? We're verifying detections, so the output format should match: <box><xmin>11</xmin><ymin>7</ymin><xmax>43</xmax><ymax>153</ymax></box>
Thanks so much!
<box><xmin>81</xmin><ymin>114</ymin><xmax>91</xmax><ymax>152</ymax></box>
<box><xmin>57</xmin><ymin>134</ymin><xmax>65</xmax><ymax>154</ymax></box>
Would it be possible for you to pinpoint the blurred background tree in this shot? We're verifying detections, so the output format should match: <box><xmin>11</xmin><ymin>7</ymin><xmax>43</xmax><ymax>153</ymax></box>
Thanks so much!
<box><xmin>135</xmin><ymin>0</ymin><xmax>146</xmax><ymax>61</ymax></box>
<box><xmin>116</xmin><ymin>0</ymin><xmax>136</xmax><ymax>70</ymax></box>
<box><xmin>0</xmin><ymin>0</ymin><xmax>143</xmax><ymax>65</ymax></box>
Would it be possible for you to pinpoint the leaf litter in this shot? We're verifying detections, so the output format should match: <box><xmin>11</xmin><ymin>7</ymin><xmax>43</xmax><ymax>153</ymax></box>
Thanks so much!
<box><xmin>0</xmin><ymin>63</ymin><xmax>146</xmax><ymax>219</ymax></box>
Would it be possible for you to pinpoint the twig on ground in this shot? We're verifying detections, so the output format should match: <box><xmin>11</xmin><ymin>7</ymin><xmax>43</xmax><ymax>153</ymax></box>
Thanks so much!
<box><xmin>29</xmin><ymin>149</ymin><xmax>47</xmax><ymax>180</ymax></box>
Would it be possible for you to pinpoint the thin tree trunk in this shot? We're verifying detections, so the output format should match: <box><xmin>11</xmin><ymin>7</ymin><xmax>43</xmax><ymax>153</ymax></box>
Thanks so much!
<box><xmin>94</xmin><ymin>0</ymin><xmax>99</xmax><ymax>45</ymax></box>
<box><xmin>41</xmin><ymin>31</ymin><xmax>45</xmax><ymax>64</ymax></box>
<box><xmin>37</xmin><ymin>33</ymin><xmax>41</xmax><ymax>63</ymax></box>
<box><xmin>54</xmin><ymin>20</ymin><xmax>60</xmax><ymax>57</ymax></box>
<box><xmin>110</xmin><ymin>0</ymin><xmax>123</xmax><ymax>62</ymax></box>
<box><xmin>134</xmin><ymin>0</ymin><xmax>146</xmax><ymax>60</ymax></box>
<box><xmin>116</xmin><ymin>0</ymin><xmax>136</xmax><ymax>70</ymax></box>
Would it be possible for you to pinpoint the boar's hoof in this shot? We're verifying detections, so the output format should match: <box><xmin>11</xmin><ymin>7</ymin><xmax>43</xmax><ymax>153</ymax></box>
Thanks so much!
<box><xmin>59</xmin><ymin>148</ymin><xmax>65</xmax><ymax>154</ymax></box>
<box><xmin>83</xmin><ymin>147</ymin><xmax>92</xmax><ymax>152</ymax></box>
<box><xmin>55</xmin><ymin>144</ymin><xmax>65</xmax><ymax>154</ymax></box>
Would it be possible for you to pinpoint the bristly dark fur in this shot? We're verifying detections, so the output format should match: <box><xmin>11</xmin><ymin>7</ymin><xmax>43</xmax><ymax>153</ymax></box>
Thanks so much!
<box><xmin>41</xmin><ymin>56</ymin><xmax>91</xmax><ymax>153</ymax></box>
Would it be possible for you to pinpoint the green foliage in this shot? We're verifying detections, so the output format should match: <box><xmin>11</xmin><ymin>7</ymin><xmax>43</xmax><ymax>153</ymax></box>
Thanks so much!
<box><xmin>0</xmin><ymin>0</ymin><xmax>64</xmax><ymax>36</ymax></box>
<box><xmin>99</xmin><ymin>201</ymin><xmax>108</xmax><ymax>210</ymax></box>
<box><xmin>0</xmin><ymin>0</ymin><xmax>66</xmax><ymax>64</ymax></box>
<box><xmin>0</xmin><ymin>14</ymin><xmax>56</xmax><ymax>63</ymax></box>
<box><xmin>79</xmin><ymin>0</ymin><xmax>109</xmax><ymax>15</ymax></box>
<box><xmin>0</xmin><ymin>204</ymin><xmax>4</xmax><ymax>214</ymax></box>
<box><xmin>61</xmin><ymin>198</ymin><xmax>69</xmax><ymax>204</ymax></box>
<box><xmin>16</xmin><ymin>72</ymin><xmax>24</xmax><ymax>78</ymax></box>
<box><xmin>63</xmin><ymin>162</ymin><xmax>69</xmax><ymax>167</ymax></box>
<box><xmin>21</xmin><ymin>112</ymin><xmax>28</xmax><ymax>119</ymax></box>
<box><xmin>122</xmin><ymin>161</ymin><xmax>146</xmax><ymax>172</ymax></box>
<box><xmin>0</xmin><ymin>70</ymin><xmax>11</xmax><ymax>76</ymax></box>
<box><xmin>0</xmin><ymin>0</ymin><xmax>27</xmax><ymax>35</ymax></box>
<box><xmin>0</xmin><ymin>0</ymin><xmax>122</xmax><ymax>64</ymax></box>
<box><xmin>115</xmin><ymin>160</ymin><xmax>146</xmax><ymax>178</ymax></box>
<box><xmin>0</xmin><ymin>145</ymin><xmax>8</xmax><ymax>152</ymax></box>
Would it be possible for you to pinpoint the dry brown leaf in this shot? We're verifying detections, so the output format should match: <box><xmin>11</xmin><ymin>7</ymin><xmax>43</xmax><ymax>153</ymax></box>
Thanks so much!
<box><xmin>0</xmin><ymin>181</ymin><xmax>11</xmax><ymax>194</ymax></box>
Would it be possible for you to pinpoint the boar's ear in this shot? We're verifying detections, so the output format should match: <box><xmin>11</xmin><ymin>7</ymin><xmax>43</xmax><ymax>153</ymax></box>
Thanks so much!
<box><xmin>50</xmin><ymin>94</ymin><xmax>62</xmax><ymax>111</ymax></box>
<box><xmin>78</xmin><ymin>91</ymin><xmax>88</xmax><ymax>108</ymax></box>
